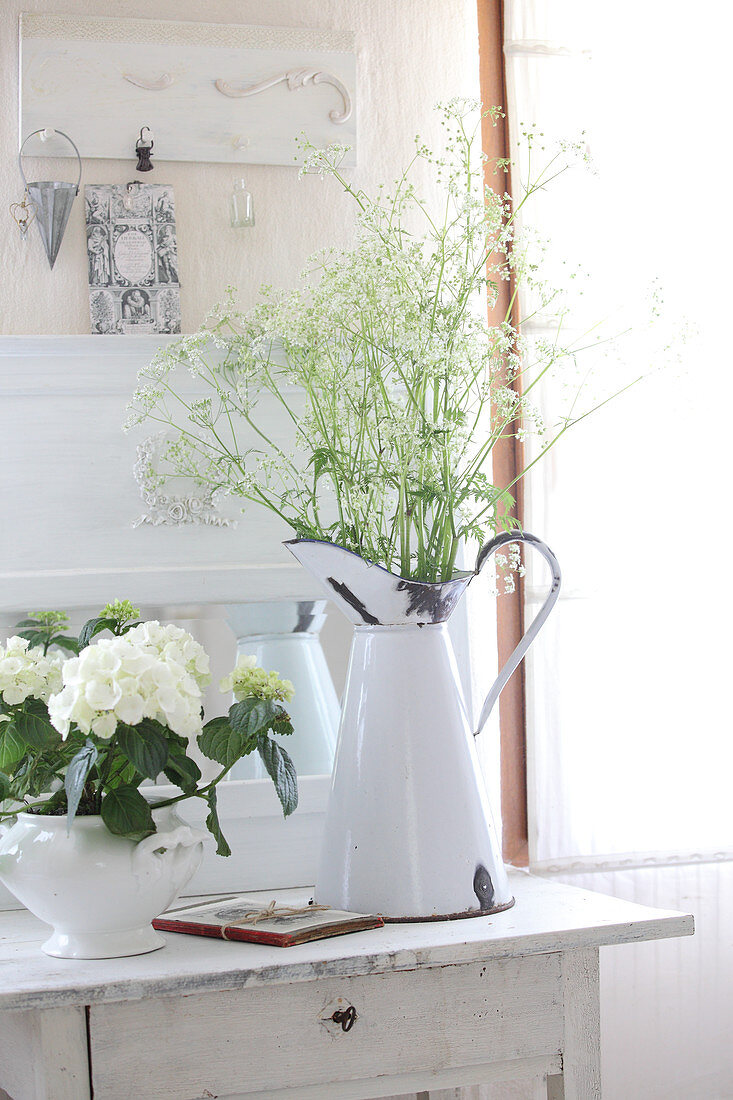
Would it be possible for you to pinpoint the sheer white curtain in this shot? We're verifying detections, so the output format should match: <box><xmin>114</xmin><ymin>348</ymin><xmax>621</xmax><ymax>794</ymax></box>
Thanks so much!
<box><xmin>504</xmin><ymin>0</ymin><xmax>733</xmax><ymax>867</ymax></box>
<box><xmin>504</xmin><ymin>4</ymin><xmax>733</xmax><ymax>1095</ymax></box>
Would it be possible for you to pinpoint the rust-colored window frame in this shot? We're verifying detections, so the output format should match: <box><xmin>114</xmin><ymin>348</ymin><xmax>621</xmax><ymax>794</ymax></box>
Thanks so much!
<box><xmin>477</xmin><ymin>0</ymin><xmax>529</xmax><ymax>867</ymax></box>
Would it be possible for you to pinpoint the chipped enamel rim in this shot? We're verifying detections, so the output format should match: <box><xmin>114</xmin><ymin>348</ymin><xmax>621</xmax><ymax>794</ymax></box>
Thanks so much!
<box><xmin>282</xmin><ymin>538</ymin><xmax>474</xmax><ymax>585</ymax></box>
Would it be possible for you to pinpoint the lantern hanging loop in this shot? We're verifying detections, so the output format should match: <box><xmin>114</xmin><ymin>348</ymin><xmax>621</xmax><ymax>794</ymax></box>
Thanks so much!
<box><xmin>18</xmin><ymin>129</ymin><xmax>82</xmax><ymax>192</ymax></box>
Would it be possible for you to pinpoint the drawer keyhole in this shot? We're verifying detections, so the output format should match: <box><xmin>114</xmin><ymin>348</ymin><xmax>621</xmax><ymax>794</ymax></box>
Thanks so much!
<box><xmin>331</xmin><ymin>1004</ymin><xmax>357</xmax><ymax>1032</ymax></box>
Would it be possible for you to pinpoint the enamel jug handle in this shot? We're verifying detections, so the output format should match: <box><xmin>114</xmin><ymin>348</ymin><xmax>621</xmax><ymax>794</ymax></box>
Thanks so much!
<box><xmin>474</xmin><ymin>532</ymin><xmax>561</xmax><ymax>737</ymax></box>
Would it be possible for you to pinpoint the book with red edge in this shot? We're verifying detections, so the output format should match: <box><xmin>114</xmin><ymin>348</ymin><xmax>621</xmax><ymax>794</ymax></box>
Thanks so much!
<box><xmin>153</xmin><ymin>895</ymin><xmax>385</xmax><ymax>947</ymax></box>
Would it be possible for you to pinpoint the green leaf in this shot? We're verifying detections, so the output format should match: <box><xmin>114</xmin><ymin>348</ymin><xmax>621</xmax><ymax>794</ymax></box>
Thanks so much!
<box><xmin>13</xmin><ymin>710</ymin><xmax>58</xmax><ymax>751</ymax></box>
<box><xmin>0</xmin><ymin>771</ymin><xmax>10</xmax><ymax>802</ymax></box>
<box><xmin>116</xmin><ymin>721</ymin><xmax>169</xmax><ymax>780</ymax></box>
<box><xmin>0</xmin><ymin>722</ymin><xmax>26</xmax><ymax>771</ymax></box>
<box><xmin>270</xmin><ymin>705</ymin><xmax>294</xmax><ymax>739</ymax></box>
<box><xmin>18</xmin><ymin>758</ymin><xmax>61</xmax><ymax>800</ymax></box>
<box><xmin>14</xmin><ymin>618</ymin><xmax>40</xmax><ymax>629</ymax></box>
<box><xmin>307</xmin><ymin>447</ymin><xmax>332</xmax><ymax>482</ymax></box>
<box><xmin>16</xmin><ymin>629</ymin><xmax>47</xmax><ymax>649</ymax></box>
<box><xmin>163</xmin><ymin>750</ymin><xmax>201</xmax><ymax>794</ymax></box>
<box><xmin>165</xmin><ymin>729</ymin><xmax>190</xmax><ymax>751</ymax></box>
<box><xmin>229</xmin><ymin>697</ymin><xmax>278</xmax><ymax>738</ymax></box>
<box><xmin>78</xmin><ymin>617</ymin><xmax>117</xmax><ymax>650</ymax></box>
<box><xmin>105</xmin><ymin>759</ymin><xmax>143</xmax><ymax>790</ymax></box>
<box><xmin>118</xmin><ymin>621</ymin><xmax>143</xmax><ymax>636</ymax></box>
<box><xmin>100</xmin><ymin>786</ymin><xmax>155</xmax><ymax>841</ymax></box>
<box><xmin>198</xmin><ymin>716</ymin><xmax>253</xmax><ymax>770</ymax></box>
<box><xmin>24</xmin><ymin>697</ymin><xmax>50</xmax><ymax>718</ymax></box>
<box><xmin>258</xmin><ymin>736</ymin><xmax>298</xmax><ymax>817</ymax></box>
<box><xmin>65</xmin><ymin>740</ymin><xmax>98</xmax><ymax>831</ymax></box>
<box><xmin>204</xmin><ymin>787</ymin><xmax>231</xmax><ymax>857</ymax></box>
<box><xmin>50</xmin><ymin>635</ymin><xmax>79</xmax><ymax>655</ymax></box>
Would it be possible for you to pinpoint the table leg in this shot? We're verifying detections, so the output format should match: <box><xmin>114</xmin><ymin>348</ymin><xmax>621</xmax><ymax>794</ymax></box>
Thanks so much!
<box><xmin>550</xmin><ymin>947</ymin><xmax>601</xmax><ymax>1100</ymax></box>
<box><xmin>0</xmin><ymin>1006</ymin><xmax>90</xmax><ymax>1100</ymax></box>
<box><xmin>546</xmin><ymin>1074</ymin><xmax>564</xmax><ymax>1099</ymax></box>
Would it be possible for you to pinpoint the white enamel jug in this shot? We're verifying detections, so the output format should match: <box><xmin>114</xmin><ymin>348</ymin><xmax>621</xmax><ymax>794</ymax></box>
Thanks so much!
<box><xmin>286</xmin><ymin>532</ymin><xmax>561</xmax><ymax>921</ymax></box>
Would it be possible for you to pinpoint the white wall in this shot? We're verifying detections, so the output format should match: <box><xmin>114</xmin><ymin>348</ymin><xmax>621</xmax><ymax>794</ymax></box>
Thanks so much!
<box><xmin>1</xmin><ymin>0</ymin><xmax>481</xmax><ymax>334</ymax></box>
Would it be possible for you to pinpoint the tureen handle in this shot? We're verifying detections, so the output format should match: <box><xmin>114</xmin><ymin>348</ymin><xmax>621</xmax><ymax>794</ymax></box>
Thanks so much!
<box><xmin>473</xmin><ymin>532</ymin><xmax>561</xmax><ymax>738</ymax></box>
<box><xmin>132</xmin><ymin>823</ymin><xmax>208</xmax><ymax>878</ymax></box>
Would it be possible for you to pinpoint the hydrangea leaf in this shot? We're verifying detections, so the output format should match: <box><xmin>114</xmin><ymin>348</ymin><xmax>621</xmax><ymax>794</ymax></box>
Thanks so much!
<box><xmin>116</xmin><ymin>720</ymin><xmax>169</xmax><ymax>780</ymax></box>
<box><xmin>163</xmin><ymin>746</ymin><xmax>202</xmax><ymax>793</ymax></box>
<box><xmin>100</xmin><ymin>785</ymin><xmax>155</xmax><ymax>841</ymax></box>
<box><xmin>65</xmin><ymin>740</ymin><xmax>99</xmax><ymax>832</ymax></box>
<box><xmin>78</xmin><ymin>617</ymin><xmax>118</xmax><ymax>650</ymax></box>
<box><xmin>229</xmin><ymin>698</ymin><xmax>278</xmax><ymax>738</ymax></box>
<box><xmin>204</xmin><ymin>787</ymin><xmax>231</xmax><ymax>857</ymax></box>
<box><xmin>257</xmin><ymin>736</ymin><xmax>298</xmax><ymax>817</ymax></box>
<box><xmin>0</xmin><ymin>723</ymin><xmax>26</xmax><ymax>771</ymax></box>
<box><xmin>197</xmin><ymin>716</ymin><xmax>252</xmax><ymax>770</ymax></box>
<box><xmin>13</xmin><ymin>710</ymin><xmax>58</xmax><ymax>751</ymax></box>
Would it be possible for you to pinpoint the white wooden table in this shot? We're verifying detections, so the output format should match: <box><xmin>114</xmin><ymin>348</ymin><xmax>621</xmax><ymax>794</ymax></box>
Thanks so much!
<box><xmin>0</xmin><ymin>872</ymin><xmax>693</xmax><ymax>1100</ymax></box>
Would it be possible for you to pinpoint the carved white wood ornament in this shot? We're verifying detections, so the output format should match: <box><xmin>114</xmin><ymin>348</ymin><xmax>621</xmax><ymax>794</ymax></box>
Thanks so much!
<box><xmin>215</xmin><ymin>67</ymin><xmax>352</xmax><ymax>124</ymax></box>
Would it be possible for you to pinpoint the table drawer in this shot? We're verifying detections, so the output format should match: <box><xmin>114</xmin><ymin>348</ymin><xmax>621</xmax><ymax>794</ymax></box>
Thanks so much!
<box><xmin>89</xmin><ymin>953</ymin><xmax>562</xmax><ymax>1100</ymax></box>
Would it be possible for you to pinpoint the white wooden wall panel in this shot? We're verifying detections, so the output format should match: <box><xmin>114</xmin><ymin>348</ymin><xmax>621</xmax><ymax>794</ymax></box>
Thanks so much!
<box><xmin>0</xmin><ymin>335</ymin><xmax>322</xmax><ymax>611</ymax></box>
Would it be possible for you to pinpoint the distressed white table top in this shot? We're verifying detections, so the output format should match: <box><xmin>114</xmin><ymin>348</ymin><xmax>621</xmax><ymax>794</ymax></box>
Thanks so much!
<box><xmin>0</xmin><ymin>871</ymin><xmax>693</xmax><ymax>1013</ymax></box>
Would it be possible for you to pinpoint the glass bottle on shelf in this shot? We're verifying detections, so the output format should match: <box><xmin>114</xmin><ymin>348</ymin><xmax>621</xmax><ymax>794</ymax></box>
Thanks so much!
<box><xmin>230</xmin><ymin>180</ymin><xmax>254</xmax><ymax>228</ymax></box>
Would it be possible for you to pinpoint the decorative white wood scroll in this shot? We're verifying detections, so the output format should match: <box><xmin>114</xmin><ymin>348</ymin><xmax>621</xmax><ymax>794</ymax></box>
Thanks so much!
<box><xmin>215</xmin><ymin>68</ymin><xmax>352</xmax><ymax>124</ymax></box>
<box><xmin>20</xmin><ymin>14</ymin><xmax>357</xmax><ymax>167</ymax></box>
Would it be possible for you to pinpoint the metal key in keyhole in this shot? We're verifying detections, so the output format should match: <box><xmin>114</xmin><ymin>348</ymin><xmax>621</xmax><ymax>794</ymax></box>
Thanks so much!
<box><xmin>331</xmin><ymin>1004</ymin><xmax>357</xmax><ymax>1032</ymax></box>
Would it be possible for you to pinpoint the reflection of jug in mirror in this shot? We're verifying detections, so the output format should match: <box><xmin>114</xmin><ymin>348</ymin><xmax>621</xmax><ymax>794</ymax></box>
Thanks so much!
<box><xmin>225</xmin><ymin>601</ymin><xmax>339</xmax><ymax>780</ymax></box>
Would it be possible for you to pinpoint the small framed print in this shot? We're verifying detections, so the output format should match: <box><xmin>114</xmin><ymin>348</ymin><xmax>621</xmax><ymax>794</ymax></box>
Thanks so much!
<box><xmin>85</xmin><ymin>183</ymin><xmax>181</xmax><ymax>336</ymax></box>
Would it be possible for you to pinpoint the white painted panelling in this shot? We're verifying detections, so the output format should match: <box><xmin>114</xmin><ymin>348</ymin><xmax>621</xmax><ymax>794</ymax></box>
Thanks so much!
<box><xmin>549</xmin><ymin>861</ymin><xmax>733</xmax><ymax>1100</ymax></box>
<box><xmin>20</xmin><ymin>14</ymin><xmax>357</xmax><ymax>167</ymax></box>
<box><xmin>0</xmin><ymin>335</ymin><xmax>322</xmax><ymax>610</ymax></box>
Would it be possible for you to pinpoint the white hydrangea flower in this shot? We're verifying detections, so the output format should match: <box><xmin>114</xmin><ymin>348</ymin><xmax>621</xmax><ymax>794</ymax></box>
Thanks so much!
<box><xmin>0</xmin><ymin>636</ymin><xmax>64</xmax><ymax>706</ymax></box>
<box><xmin>124</xmin><ymin>620</ymin><xmax>211</xmax><ymax>690</ymax></box>
<box><xmin>48</xmin><ymin>636</ymin><xmax>205</xmax><ymax>741</ymax></box>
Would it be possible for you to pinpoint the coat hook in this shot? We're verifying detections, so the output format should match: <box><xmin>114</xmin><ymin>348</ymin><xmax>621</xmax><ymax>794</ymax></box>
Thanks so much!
<box><xmin>135</xmin><ymin>127</ymin><xmax>154</xmax><ymax>172</ymax></box>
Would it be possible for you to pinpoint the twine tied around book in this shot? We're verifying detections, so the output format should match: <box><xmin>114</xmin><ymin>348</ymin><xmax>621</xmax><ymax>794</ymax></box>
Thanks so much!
<box><xmin>222</xmin><ymin>900</ymin><xmax>331</xmax><ymax>935</ymax></box>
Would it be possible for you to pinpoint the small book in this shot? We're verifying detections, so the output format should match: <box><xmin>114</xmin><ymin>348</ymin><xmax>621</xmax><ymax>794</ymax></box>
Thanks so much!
<box><xmin>153</xmin><ymin>896</ymin><xmax>384</xmax><ymax>947</ymax></box>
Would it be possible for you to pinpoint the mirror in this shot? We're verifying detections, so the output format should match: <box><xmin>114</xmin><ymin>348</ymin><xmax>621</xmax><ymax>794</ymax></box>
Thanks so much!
<box><xmin>0</xmin><ymin>334</ymin><xmax>354</xmax><ymax>783</ymax></box>
<box><xmin>0</xmin><ymin>600</ymin><xmax>349</xmax><ymax>784</ymax></box>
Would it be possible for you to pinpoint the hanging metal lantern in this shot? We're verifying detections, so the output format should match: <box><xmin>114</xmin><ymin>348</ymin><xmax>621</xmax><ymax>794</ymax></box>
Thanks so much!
<box><xmin>19</xmin><ymin>129</ymin><xmax>82</xmax><ymax>270</ymax></box>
